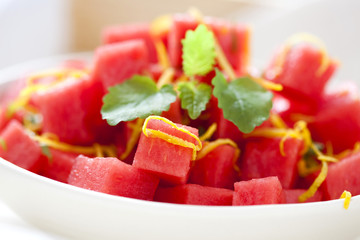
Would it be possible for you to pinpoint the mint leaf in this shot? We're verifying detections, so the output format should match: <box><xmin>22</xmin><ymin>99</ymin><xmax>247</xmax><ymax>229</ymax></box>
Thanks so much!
<box><xmin>40</xmin><ymin>144</ymin><xmax>53</xmax><ymax>163</ymax></box>
<box><xmin>101</xmin><ymin>75</ymin><xmax>177</xmax><ymax>126</ymax></box>
<box><xmin>212</xmin><ymin>69</ymin><xmax>273</xmax><ymax>133</ymax></box>
<box><xmin>178</xmin><ymin>82</ymin><xmax>211</xmax><ymax>119</ymax></box>
<box><xmin>182</xmin><ymin>24</ymin><xmax>216</xmax><ymax>77</ymax></box>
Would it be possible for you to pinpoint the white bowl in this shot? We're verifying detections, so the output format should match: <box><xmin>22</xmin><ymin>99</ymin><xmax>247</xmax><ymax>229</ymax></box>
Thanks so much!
<box><xmin>0</xmin><ymin>53</ymin><xmax>359</xmax><ymax>240</ymax></box>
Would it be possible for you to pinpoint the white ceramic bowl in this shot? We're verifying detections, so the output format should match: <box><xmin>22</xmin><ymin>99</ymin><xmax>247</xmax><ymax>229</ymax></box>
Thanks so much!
<box><xmin>0</xmin><ymin>53</ymin><xmax>359</xmax><ymax>240</ymax></box>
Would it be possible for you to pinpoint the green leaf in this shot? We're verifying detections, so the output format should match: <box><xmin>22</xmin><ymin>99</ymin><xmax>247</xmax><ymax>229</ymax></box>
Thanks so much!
<box><xmin>101</xmin><ymin>75</ymin><xmax>177</xmax><ymax>126</ymax></box>
<box><xmin>182</xmin><ymin>24</ymin><xmax>216</xmax><ymax>77</ymax></box>
<box><xmin>178</xmin><ymin>82</ymin><xmax>211</xmax><ymax>119</ymax></box>
<box><xmin>0</xmin><ymin>138</ymin><xmax>7</xmax><ymax>151</ymax></box>
<box><xmin>212</xmin><ymin>69</ymin><xmax>273</xmax><ymax>133</ymax></box>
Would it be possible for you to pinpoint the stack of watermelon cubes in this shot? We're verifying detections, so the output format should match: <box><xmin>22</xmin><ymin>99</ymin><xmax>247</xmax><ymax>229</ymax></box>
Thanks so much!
<box><xmin>0</xmin><ymin>12</ymin><xmax>359</xmax><ymax>207</ymax></box>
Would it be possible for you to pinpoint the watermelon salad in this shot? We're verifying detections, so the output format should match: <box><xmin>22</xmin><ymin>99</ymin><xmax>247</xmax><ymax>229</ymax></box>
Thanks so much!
<box><xmin>0</xmin><ymin>10</ymin><xmax>358</xmax><ymax>208</ymax></box>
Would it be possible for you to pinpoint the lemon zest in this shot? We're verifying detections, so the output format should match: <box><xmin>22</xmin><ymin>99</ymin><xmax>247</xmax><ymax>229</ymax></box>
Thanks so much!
<box><xmin>93</xmin><ymin>143</ymin><xmax>103</xmax><ymax>157</ymax></box>
<box><xmin>157</xmin><ymin>68</ymin><xmax>175</xmax><ymax>87</ymax></box>
<box><xmin>251</xmin><ymin>76</ymin><xmax>283</xmax><ymax>92</ymax></box>
<box><xmin>196</xmin><ymin>138</ymin><xmax>238</xmax><ymax>160</ymax></box>
<box><xmin>142</xmin><ymin>116</ymin><xmax>202</xmax><ymax>160</ymax></box>
<box><xmin>299</xmin><ymin>161</ymin><xmax>328</xmax><ymax>202</ymax></box>
<box><xmin>273</xmin><ymin>33</ymin><xmax>330</xmax><ymax>78</ymax></box>
<box><xmin>334</xmin><ymin>141</ymin><xmax>360</xmax><ymax>160</ymax></box>
<box><xmin>340</xmin><ymin>191</ymin><xmax>352</xmax><ymax>210</ymax></box>
<box><xmin>297</xmin><ymin>158</ymin><xmax>321</xmax><ymax>177</ymax></box>
<box><xmin>154</xmin><ymin>39</ymin><xmax>171</xmax><ymax>70</ymax></box>
<box><xmin>199</xmin><ymin>123</ymin><xmax>217</xmax><ymax>141</ymax></box>
<box><xmin>120</xmin><ymin>119</ymin><xmax>144</xmax><ymax>160</ymax></box>
<box><xmin>269</xmin><ymin>112</ymin><xmax>287</xmax><ymax>129</ymax></box>
<box><xmin>32</xmin><ymin>134</ymin><xmax>115</xmax><ymax>157</ymax></box>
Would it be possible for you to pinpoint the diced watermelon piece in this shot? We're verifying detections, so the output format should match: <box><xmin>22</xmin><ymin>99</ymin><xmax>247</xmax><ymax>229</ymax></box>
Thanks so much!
<box><xmin>92</xmin><ymin>39</ymin><xmax>149</xmax><ymax>89</ymax></box>
<box><xmin>168</xmin><ymin>14</ymin><xmax>250</xmax><ymax>74</ymax></box>
<box><xmin>0</xmin><ymin>120</ymin><xmax>42</xmax><ymax>172</ymax></box>
<box><xmin>322</xmin><ymin>151</ymin><xmax>360</xmax><ymax>200</ymax></box>
<box><xmin>68</xmin><ymin>155</ymin><xmax>159</xmax><ymax>200</ymax></box>
<box><xmin>102</xmin><ymin>23</ymin><xmax>158</xmax><ymax>63</ymax></box>
<box><xmin>215</xmin><ymin>109</ymin><xmax>244</xmax><ymax>143</ymax></box>
<box><xmin>264</xmin><ymin>43</ymin><xmax>337</xmax><ymax>100</ymax></box>
<box><xmin>32</xmin><ymin>76</ymin><xmax>97</xmax><ymax>145</ymax></box>
<box><xmin>241</xmin><ymin>137</ymin><xmax>303</xmax><ymax>189</ymax></box>
<box><xmin>189</xmin><ymin>144</ymin><xmax>239</xmax><ymax>189</ymax></box>
<box><xmin>40</xmin><ymin>149</ymin><xmax>78</xmax><ymax>183</ymax></box>
<box><xmin>154</xmin><ymin>184</ymin><xmax>233</xmax><ymax>206</ymax></box>
<box><xmin>233</xmin><ymin>177</ymin><xmax>283</xmax><ymax>205</ymax></box>
<box><xmin>283</xmin><ymin>189</ymin><xmax>323</xmax><ymax>204</ymax></box>
<box><xmin>309</xmin><ymin>89</ymin><xmax>360</xmax><ymax>153</ymax></box>
<box><xmin>161</xmin><ymin>98</ymin><xmax>182</xmax><ymax>124</ymax></box>
<box><xmin>133</xmin><ymin>118</ymin><xmax>199</xmax><ymax>185</ymax></box>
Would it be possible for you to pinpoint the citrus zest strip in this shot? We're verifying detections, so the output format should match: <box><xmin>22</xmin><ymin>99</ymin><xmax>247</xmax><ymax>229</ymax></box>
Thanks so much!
<box><xmin>269</xmin><ymin>112</ymin><xmax>287</xmax><ymax>129</ymax></box>
<box><xmin>157</xmin><ymin>68</ymin><xmax>175</xmax><ymax>87</ymax></box>
<box><xmin>199</xmin><ymin>123</ymin><xmax>217</xmax><ymax>141</ymax></box>
<box><xmin>299</xmin><ymin>161</ymin><xmax>328</xmax><ymax>202</ymax></box>
<box><xmin>120</xmin><ymin>119</ymin><xmax>144</xmax><ymax>160</ymax></box>
<box><xmin>32</xmin><ymin>134</ymin><xmax>116</xmax><ymax>157</ymax></box>
<box><xmin>251</xmin><ymin>76</ymin><xmax>283</xmax><ymax>92</ymax></box>
<box><xmin>150</xmin><ymin>14</ymin><xmax>172</xmax><ymax>38</ymax></box>
<box><xmin>142</xmin><ymin>116</ymin><xmax>202</xmax><ymax>160</ymax></box>
<box><xmin>340</xmin><ymin>190</ymin><xmax>352</xmax><ymax>210</ymax></box>
<box><xmin>154</xmin><ymin>39</ymin><xmax>171</xmax><ymax>70</ymax></box>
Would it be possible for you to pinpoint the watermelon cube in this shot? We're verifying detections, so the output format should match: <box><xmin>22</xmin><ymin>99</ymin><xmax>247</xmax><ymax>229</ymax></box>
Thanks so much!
<box><xmin>233</xmin><ymin>177</ymin><xmax>283</xmax><ymax>205</ymax></box>
<box><xmin>40</xmin><ymin>149</ymin><xmax>78</xmax><ymax>183</ymax></box>
<box><xmin>32</xmin><ymin>76</ymin><xmax>97</xmax><ymax>145</ymax></box>
<box><xmin>161</xmin><ymin>98</ymin><xmax>182</xmax><ymax>124</ymax></box>
<box><xmin>92</xmin><ymin>39</ymin><xmax>149</xmax><ymax>89</ymax></box>
<box><xmin>264</xmin><ymin>43</ymin><xmax>337</xmax><ymax>100</ymax></box>
<box><xmin>283</xmin><ymin>189</ymin><xmax>323</xmax><ymax>204</ymax></box>
<box><xmin>189</xmin><ymin>144</ymin><xmax>239</xmax><ymax>189</ymax></box>
<box><xmin>309</xmin><ymin>89</ymin><xmax>360</xmax><ymax>153</ymax></box>
<box><xmin>133</xmin><ymin>118</ymin><xmax>199</xmax><ymax>185</ymax></box>
<box><xmin>322</xmin><ymin>151</ymin><xmax>360</xmax><ymax>200</ymax></box>
<box><xmin>154</xmin><ymin>184</ymin><xmax>233</xmax><ymax>206</ymax></box>
<box><xmin>0</xmin><ymin>120</ymin><xmax>42</xmax><ymax>172</ymax></box>
<box><xmin>102</xmin><ymin>23</ymin><xmax>158</xmax><ymax>63</ymax></box>
<box><xmin>241</xmin><ymin>137</ymin><xmax>303</xmax><ymax>189</ymax></box>
<box><xmin>68</xmin><ymin>155</ymin><xmax>159</xmax><ymax>200</ymax></box>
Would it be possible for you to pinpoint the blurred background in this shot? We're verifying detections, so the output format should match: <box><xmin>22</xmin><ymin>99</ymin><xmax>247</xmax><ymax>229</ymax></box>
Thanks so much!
<box><xmin>0</xmin><ymin>0</ymin><xmax>358</xmax><ymax>79</ymax></box>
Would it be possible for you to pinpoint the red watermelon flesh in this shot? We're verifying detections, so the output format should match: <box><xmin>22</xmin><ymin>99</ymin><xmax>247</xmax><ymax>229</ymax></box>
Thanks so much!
<box><xmin>0</xmin><ymin>120</ymin><xmax>42</xmax><ymax>172</ymax></box>
<box><xmin>233</xmin><ymin>176</ymin><xmax>283</xmax><ymax>205</ymax></box>
<box><xmin>309</xmin><ymin>89</ymin><xmax>360</xmax><ymax>154</ymax></box>
<box><xmin>161</xmin><ymin>98</ymin><xmax>182</xmax><ymax>124</ymax></box>
<box><xmin>40</xmin><ymin>149</ymin><xmax>78</xmax><ymax>183</ymax></box>
<box><xmin>168</xmin><ymin>14</ymin><xmax>250</xmax><ymax>74</ymax></box>
<box><xmin>68</xmin><ymin>155</ymin><xmax>159</xmax><ymax>200</ymax></box>
<box><xmin>322</xmin><ymin>151</ymin><xmax>360</xmax><ymax>200</ymax></box>
<box><xmin>264</xmin><ymin>43</ymin><xmax>337</xmax><ymax>101</ymax></box>
<box><xmin>189</xmin><ymin>144</ymin><xmax>238</xmax><ymax>189</ymax></box>
<box><xmin>154</xmin><ymin>184</ymin><xmax>233</xmax><ymax>206</ymax></box>
<box><xmin>92</xmin><ymin>39</ymin><xmax>149</xmax><ymax>89</ymax></box>
<box><xmin>133</xmin><ymin>118</ymin><xmax>199</xmax><ymax>185</ymax></box>
<box><xmin>283</xmin><ymin>189</ymin><xmax>323</xmax><ymax>204</ymax></box>
<box><xmin>32</xmin><ymin>76</ymin><xmax>97</xmax><ymax>145</ymax></box>
<box><xmin>102</xmin><ymin>23</ymin><xmax>158</xmax><ymax>63</ymax></box>
<box><xmin>241</xmin><ymin>137</ymin><xmax>303</xmax><ymax>189</ymax></box>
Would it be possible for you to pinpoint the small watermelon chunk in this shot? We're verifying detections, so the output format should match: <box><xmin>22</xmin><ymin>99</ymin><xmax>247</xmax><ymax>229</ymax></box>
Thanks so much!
<box><xmin>40</xmin><ymin>149</ymin><xmax>78</xmax><ymax>183</ymax></box>
<box><xmin>68</xmin><ymin>155</ymin><xmax>159</xmax><ymax>200</ymax></box>
<box><xmin>0</xmin><ymin>120</ymin><xmax>42</xmax><ymax>172</ymax></box>
<box><xmin>102</xmin><ymin>23</ymin><xmax>158</xmax><ymax>63</ymax></box>
<box><xmin>283</xmin><ymin>189</ymin><xmax>323</xmax><ymax>204</ymax></box>
<box><xmin>189</xmin><ymin>144</ymin><xmax>238</xmax><ymax>189</ymax></box>
<box><xmin>241</xmin><ymin>138</ymin><xmax>303</xmax><ymax>189</ymax></box>
<box><xmin>168</xmin><ymin>14</ymin><xmax>250</xmax><ymax>74</ymax></box>
<box><xmin>92</xmin><ymin>39</ymin><xmax>149</xmax><ymax>89</ymax></box>
<box><xmin>233</xmin><ymin>177</ymin><xmax>283</xmax><ymax>205</ymax></box>
<box><xmin>309</xmin><ymin>88</ymin><xmax>360</xmax><ymax>153</ymax></box>
<box><xmin>161</xmin><ymin>98</ymin><xmax>182</xmax><ymax>124</ymax></box>
<box><xmin>154</xmin><ymin>184</ymin><xmax>233</xmax><ymax>206</ymax></box>
<box><xmin>32</xmin><ymin>76</ymin><xmax>97</xmax><ymax>145</ymax></box>
<box><xmin>322</xmin><ymin>151</ymin><xmax>360</xmax><ymax>200</ymax></box>
<box><xmin>264</xmin><ymin>43</ymin><xmax>337</xmax><ymax>100</ymax></box>
<box><xmin>133</xmin><ymin>118</ymin><xmax>199</xmax><ymax>185</ymax></box>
